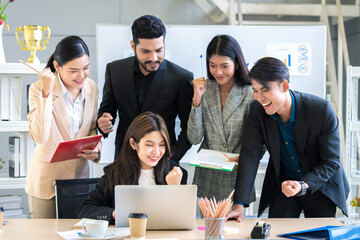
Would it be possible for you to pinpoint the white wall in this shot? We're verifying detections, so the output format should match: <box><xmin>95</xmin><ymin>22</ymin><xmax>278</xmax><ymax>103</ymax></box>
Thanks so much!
<box><xmin>4</xmin><ymin>0</ymin><xmax>120</xmax><ymax>80</ymax></box>
<box><xmin>3</xmin><ymin>0</ymin><xmax>213</xmax><ymax>80</ymax></box>
<box><xmin>0</xmin><ymin>0</ymin><xmax>216</xmax><ymax>216</ymax></box>
<box><xmin>1</xmin><ymin>0</ymin><xmax>354</xmax><ymax>217</ymax></box>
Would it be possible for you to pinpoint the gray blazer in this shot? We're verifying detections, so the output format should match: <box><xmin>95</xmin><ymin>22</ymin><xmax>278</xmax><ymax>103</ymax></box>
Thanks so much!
<box><xmin>187</xmin><ymin>79</ymin><xmax>253</xmax><ymax>200</ymax></box>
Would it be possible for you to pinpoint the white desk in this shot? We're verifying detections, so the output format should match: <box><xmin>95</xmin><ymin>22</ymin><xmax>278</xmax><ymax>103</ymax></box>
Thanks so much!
<box><xmin>0</xmin><ymin>218</ymin><xmax>343</xmax><ymax>239</ymax></box>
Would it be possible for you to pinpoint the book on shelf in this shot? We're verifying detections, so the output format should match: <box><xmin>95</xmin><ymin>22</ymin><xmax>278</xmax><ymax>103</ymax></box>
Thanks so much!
<box><xmin>9</xmin><ymin>136</ymin><xmax>20</xmax><ymax>177</ymax></box>
<box><xmin>9</xmin><ymin>76</ymin><xmax>21</xmax><ymax>121</ymax></box>
<box><xmin>0</xmin><ymin>194</ymin><xmax>21</xmax><ymax>203</ymax></box>
<box><xmin>8</xmin><ymin>133</ymin><xmax>34</xmax><ymax>177</ymax></box>
<box><xmin>0</xmin><ymin>194</ymin><xmax>23</xmax><ymax>218</ymax></box>
<box><xmin>0</xmin><ymin>201</ymin><xmax>21</xmax><ymax>210</ymax></box>
<box><xmin>25</xmin><ymin>133</ymin><xmax>35</xmax><ymax>176</ymax></box>
<box><xmin>0</xmin><ymin>194</ymin><xmax>21</xmax><ymax>210</ymax></box>
<box><xmin>26</xmin><ymin>84</ymin><xmax>30</xmax><ymax>114</ymax></box>
<box><xmin>14</xmin><ymin>133</ymin><xmax>26</xmax><ymax>177</ymax></box>
<box><xmin>6</xmin><ymin>214</ymin><xmax>29</xmax><ymax>219</ymax></box>
<box><xmin>4</xmin><ymin>208</ymin><xmax>23</xmax><ymax>217</ymax></box>
<box><xmin>0</xmin><ymin>76</ymin><xmax>10</xmax><ymax>120</ymax></box>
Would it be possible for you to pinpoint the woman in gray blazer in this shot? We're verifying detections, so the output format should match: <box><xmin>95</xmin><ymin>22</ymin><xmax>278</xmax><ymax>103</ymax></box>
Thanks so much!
<box><xmin>187</xmin><ymin>35</ymin><xmax>254</xmax><ymax>201</ymax></box>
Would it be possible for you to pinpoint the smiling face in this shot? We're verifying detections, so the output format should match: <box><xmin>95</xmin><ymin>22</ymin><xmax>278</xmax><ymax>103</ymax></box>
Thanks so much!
<box><xmin>129</xmin><ymin>130</ymin><xmax>166</xmax><ymax>170</ymax></box>
<box><xmin>131</xmin><ymin>36</ymin><xmax>165</xmax><ymax>75</ymax></box>
<box><xmin>54</xmin><ymin>54</ymin><xmax>90</xmax><ymax>93</ymax></box>
<box><xmin>252</xmin><ymin>79</ymin><xmax>292</xmax><ymax>119</ymax></box>
<box><xmin>209</xmin><ymin>54</ymin><xmax>236</xmax><ymax>88</ymax></box>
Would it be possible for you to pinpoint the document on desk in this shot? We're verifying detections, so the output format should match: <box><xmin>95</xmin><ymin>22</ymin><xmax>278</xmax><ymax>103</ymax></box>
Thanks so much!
<box><xmin>189</xmin><ymin>149</ymin><xmax>238</xmax><ymax>171</ymax></box>
<box><xmin>57</xmin><ymin>227</ymin><xmax>130</xmax><ymax>239</ymax></box>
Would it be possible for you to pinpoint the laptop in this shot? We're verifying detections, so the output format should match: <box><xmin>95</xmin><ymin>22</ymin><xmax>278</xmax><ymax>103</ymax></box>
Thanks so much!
<box><xmin>115</xmin><ymin>185</ymin><xmax>197</xmax><ymax>230</ymax></box>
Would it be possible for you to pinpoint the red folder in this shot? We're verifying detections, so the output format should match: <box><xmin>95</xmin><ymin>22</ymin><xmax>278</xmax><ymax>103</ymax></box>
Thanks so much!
<box><xmin>50</xmin><ymin>135</ymin><xmax>102</xmax><ymax>163</ymax></box>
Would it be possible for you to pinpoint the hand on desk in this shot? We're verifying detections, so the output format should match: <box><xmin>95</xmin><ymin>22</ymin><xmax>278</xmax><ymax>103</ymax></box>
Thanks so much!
<box><xmin>226</xmin><ymin>204</ymin><xmax>244</xmax><ymax>223</ymax></box>
<box><xmin>165</xmin><ymin>166</ymin><xmax>183</xmax><ymax>185</ymax></box>
<box><xmin>281</xmin><ymin>180</ymin><xmax>308</xmax><ymax>197</ymax></box>
<box><xmin>98</xmin><ymin>112</ymin><xmax>114</xmax><ymax>134</ymax></box>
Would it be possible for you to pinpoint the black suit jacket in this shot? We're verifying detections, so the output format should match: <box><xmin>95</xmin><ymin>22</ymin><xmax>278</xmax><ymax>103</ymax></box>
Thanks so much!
<box><xmin>98</xmin><ymin>57</ymin><xmax>194</xmax><ymax>162</ymax></box>
<box><xmin>234</xmin><ymin>90</ymin><xmax>349</xmax><ymax>216</ymax></box>
<box><xmin>77</xmin><ymin>160</ymin><xmax>188</xmax><ymax>224</ymax></box>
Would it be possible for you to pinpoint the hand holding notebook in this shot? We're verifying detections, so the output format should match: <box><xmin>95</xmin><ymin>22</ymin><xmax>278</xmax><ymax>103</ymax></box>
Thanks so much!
<box><xmin>189</xmin><ymin>149</ymin><xmax>238</xmax><ymax>171</ymax></box>
<box><xmin>50</xmin><ymin>135</ymin><xmax>102</xmax><ymax>163</ymax></box>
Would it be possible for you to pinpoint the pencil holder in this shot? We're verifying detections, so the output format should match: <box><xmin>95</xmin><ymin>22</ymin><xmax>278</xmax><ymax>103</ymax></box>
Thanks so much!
<box><xmin>205</xmin><ymin>217</ymin><xmax>225</xmax><ymax>240</ymax></box>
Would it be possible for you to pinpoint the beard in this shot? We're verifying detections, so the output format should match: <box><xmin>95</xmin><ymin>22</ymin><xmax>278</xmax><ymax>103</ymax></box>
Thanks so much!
<box><xmin>135</xmin><ymin>53</ymin><xmax>162</xmax><ymax>73</ymax></box>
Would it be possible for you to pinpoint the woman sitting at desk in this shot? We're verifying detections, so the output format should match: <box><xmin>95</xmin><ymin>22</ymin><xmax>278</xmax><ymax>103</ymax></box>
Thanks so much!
<box><xmin>77</xmin><ymin>112</ymin><xmax>187</xmax><ymax>223</ymax></box>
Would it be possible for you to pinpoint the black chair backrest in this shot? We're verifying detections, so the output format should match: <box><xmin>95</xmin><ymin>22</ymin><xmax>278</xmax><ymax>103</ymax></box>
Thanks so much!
<box><xmin>55</xmin><ymin>178</ymin><xmax>100</xmax><ymax>219</ymax></box>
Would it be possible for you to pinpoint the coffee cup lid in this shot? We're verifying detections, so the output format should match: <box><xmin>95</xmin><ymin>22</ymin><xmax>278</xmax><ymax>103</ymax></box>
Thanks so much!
<box><xmin>128</xmin><ymin>213</ymin><xmax>147</xmax><ymax>218</ymax></box>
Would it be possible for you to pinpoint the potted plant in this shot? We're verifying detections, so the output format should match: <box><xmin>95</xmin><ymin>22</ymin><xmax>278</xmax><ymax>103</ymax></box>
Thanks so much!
<box><xmin>350</xmin><ymin>196</ymin><xmax>360</xmax><ymax>207</ymax></box>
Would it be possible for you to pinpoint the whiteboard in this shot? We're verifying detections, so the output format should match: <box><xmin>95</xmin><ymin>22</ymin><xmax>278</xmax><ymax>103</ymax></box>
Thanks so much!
<box><xmin>96</xmin><ymin>25</ymin><xmax>326</xmax><ymax>163</ymax></box>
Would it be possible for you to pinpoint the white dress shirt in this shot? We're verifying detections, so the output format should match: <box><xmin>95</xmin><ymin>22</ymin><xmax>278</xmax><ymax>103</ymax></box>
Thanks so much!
<box><xmin>58</xmin><ymin>72</ymin><xmax>85</xmax><ymax>139</ymax></box>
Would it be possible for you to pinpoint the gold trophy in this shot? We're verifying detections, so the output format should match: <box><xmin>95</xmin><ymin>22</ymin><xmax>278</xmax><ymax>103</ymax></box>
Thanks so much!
<box><xmin>15</xmin><ymin>25</ymin><xmax>51</xmax><ymax>64</ymax></box>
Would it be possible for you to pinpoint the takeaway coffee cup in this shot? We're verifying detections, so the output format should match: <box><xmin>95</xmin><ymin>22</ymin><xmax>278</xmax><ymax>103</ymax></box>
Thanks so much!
<box><xmin>128</xmin><ymin>213</ymin><xmax>147</xmax><ymax>239</ymax></box>
<box><xmin>81</xmin><ymin>220</ymin><xmax>108</xmax><ymax>238</ymax></box>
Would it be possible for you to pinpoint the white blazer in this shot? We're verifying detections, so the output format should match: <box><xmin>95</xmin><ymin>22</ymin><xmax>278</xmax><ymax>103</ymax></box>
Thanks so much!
<box><xmin>25</xmin><ymin>74</ymin><xmax>101</xmax><ymax>199</ymax></box>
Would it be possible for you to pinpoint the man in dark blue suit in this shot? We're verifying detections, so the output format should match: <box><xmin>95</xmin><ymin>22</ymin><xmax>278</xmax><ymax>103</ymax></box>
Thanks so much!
<box><xmin>227</xmin><ymin>57</ymin><xmax>349</xmax><ymax>221</ymax></box>
<box><xmin>97</xmin><ymin>15</ymin><xmax>193</xmax><ymax>162</ymax></box>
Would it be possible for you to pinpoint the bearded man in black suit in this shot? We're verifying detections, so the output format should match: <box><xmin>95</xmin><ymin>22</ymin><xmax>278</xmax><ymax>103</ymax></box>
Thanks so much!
<box><xmin>97</xmin><ymin>15</ymin><xmax>193</xmax><ymax>162</ymax></box>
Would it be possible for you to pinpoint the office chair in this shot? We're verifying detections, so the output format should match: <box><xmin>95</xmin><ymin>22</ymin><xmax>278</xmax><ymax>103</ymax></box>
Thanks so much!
<box><xmin>54</xmin><ymin>178</ymin><xmax>100</xmax><ymax>219</ymax></box>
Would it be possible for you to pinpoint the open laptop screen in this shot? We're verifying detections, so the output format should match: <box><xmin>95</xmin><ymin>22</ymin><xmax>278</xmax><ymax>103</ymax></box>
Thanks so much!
<box><xmin>115</xmin><ymin>185</ymin><xmax>197</xmax><ymax>230</ymax></box>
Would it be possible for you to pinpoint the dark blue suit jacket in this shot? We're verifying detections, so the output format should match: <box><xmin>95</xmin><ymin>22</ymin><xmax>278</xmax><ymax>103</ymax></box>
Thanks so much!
<box><xmin>97</xmin><ymin>56</ymin><xmax>193</xmax><ymax>162</ymax></box>
<box><xmin>234</xmin><ymin>90</ymin><xmax>349</xmax><ymax>216</ymax></box>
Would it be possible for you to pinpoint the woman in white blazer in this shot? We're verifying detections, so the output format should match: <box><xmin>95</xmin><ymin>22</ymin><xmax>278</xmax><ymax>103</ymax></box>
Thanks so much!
<box><xmin>25</xmin><ymin>36</ymin><xmax>101</xmax><ymax>218</ymax></box>
<box><xmin>187</xmin><ymin>35</ymin><xmax>254</xmax><ymax>201</ymax></box>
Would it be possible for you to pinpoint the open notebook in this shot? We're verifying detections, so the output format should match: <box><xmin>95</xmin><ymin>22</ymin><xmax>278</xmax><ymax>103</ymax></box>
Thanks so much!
<box><xmin>189</xmin><ymin>149</ymin><xmax>238</xmax><ymax>171</ymax></box>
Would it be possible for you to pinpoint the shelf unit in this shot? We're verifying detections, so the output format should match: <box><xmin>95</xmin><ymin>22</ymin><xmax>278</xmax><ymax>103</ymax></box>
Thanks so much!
<box><xmin>345</xmin><ymin>65</ymin><xmax>360</xmax><ymax>223</ymax></box>
<box><xmin>0</xmin><ymin>63</ymin><xmax>45</xmax><ymax>189</ymax></box>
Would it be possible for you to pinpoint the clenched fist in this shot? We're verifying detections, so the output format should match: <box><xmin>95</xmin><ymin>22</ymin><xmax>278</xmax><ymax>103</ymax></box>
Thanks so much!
<box><xmin>192</xmin><ymin>77</ymin><xmax>207</xmax><ymax>107</ymax></box>
<box><xmin>97</xmin><ymin>112</ymin><xmax>114</xmax><ymax>134</ymax></box>
<box><xmin>39</xmin><ymin>68</ymin><xmax>55</xmax><ymax>98</ymax></box>
<box><xmin>165</xmin><ymin>166</ymin><xmax>183</xmax><ymax>185</ymax></box>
